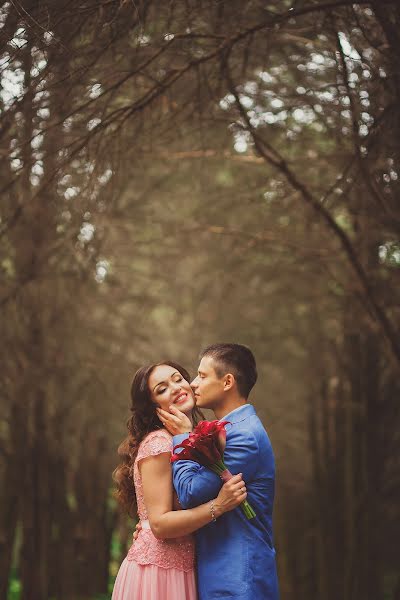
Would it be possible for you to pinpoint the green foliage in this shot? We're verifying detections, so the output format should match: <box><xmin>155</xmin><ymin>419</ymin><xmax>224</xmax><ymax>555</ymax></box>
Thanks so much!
<box><xmin>7</xmin><ymin>572</ymin><xmax>21</xmax><ymax>600</ymax></box>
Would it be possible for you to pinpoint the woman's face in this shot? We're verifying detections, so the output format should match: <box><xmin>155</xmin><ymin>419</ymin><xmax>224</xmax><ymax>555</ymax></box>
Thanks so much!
<box><xmin>148</xmin><ymin>364</ymin><xmax>195</xmax><ymax>415</ymax></box>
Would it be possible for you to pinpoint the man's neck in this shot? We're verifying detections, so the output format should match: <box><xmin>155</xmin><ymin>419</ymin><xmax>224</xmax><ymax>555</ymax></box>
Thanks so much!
<box><xmin>214</xmin><ymin>398</ymin><xmax>247</xmax><ymax>420</ymax></box>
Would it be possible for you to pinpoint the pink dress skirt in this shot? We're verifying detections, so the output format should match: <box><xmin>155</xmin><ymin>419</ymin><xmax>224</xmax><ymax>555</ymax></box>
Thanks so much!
<box><xmin>112</xmin><ymin>558</ymin><xmax>197</xmax><ymax>600</ymax></box>
<box><xmin>112</xmin><ymin>430</ymin><xmax>197</xmax><ymax>600</ymax></box>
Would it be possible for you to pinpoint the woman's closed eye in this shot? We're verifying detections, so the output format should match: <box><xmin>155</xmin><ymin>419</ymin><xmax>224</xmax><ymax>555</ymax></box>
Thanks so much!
<box><xmin>157</xmin><ymin>376</ymin><xmax>183</xmax><ymax>394</ymax></box>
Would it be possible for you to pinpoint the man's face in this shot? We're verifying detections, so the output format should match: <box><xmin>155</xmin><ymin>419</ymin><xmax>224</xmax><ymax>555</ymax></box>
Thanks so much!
<box><xmin>191</xmin><ymin>356</ymin><xmax>225</xmax><ymax>410</ymax></box>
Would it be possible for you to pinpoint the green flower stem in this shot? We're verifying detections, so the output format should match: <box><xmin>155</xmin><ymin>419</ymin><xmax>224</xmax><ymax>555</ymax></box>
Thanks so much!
<box><xmin>241</xmin><ymin>500</ymin><xmax>256</xmax><ymax>519</ymax></box>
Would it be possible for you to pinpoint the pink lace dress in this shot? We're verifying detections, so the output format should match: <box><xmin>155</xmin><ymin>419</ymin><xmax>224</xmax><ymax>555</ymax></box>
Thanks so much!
<box><xmin>112</xmin><ymin>429</ymin><xmax>197</xmax><ymax>600</ymax></box>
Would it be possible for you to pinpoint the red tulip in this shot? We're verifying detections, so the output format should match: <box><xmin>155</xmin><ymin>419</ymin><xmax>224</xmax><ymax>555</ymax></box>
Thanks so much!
<box><xmin>193</xmin><ymin>420</ymin><xmax>228</xmax><ymax>437</ymax></box>
<box><xmin>171</xmin><ymin>440</ymin><xmax>208</xmax><ymax>466</ymax></box>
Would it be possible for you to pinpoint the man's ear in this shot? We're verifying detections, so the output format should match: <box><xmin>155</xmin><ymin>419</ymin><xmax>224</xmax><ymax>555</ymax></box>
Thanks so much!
<box><xmin>223</xmin><ymin>373</ymin><xmax>235</xmax><ymax>391</ymax></box>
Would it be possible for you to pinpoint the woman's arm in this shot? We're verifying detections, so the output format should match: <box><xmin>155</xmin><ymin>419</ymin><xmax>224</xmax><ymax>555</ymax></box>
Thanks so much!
<box><xmin>140</xmin><ymin>451</ymin><xmax>246</xmax><ymax>539</ymax></box>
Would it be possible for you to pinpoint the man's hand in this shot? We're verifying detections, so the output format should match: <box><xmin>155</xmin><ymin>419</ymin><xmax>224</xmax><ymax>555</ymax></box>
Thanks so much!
<box><xmin>156</xmin><ymin>404</ymin><xmax>193</xmax><ymax>435</ymax></box>
<box><xmin>133</xmin><ymin>521</ymin><xmax>142</xmax><ymax>541</ymax></box>
<box><xmin>214</xmin><ymin>473</ymin><xmax>247</xmax><ymax>517</ymax></box>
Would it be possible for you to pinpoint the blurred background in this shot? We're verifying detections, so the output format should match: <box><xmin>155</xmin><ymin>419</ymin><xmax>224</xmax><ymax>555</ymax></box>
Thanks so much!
<box><xmin>0</xmin><ymin>1</ymin><xmax>399</xmax><ymax>599</ymax></box>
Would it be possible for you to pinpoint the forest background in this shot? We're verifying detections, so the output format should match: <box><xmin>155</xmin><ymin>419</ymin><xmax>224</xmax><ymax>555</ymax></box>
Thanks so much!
<box><xmin>0</xmin><ymin>1</ymin><xmax>399</xmax><ymax>599</ymax></box>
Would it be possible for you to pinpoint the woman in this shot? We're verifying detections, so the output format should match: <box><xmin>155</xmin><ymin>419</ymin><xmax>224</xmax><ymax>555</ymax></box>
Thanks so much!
<box><xmin>112</xmin><ymin>361</ymin><xmax>247</xmax><ymax>600</ymax></box>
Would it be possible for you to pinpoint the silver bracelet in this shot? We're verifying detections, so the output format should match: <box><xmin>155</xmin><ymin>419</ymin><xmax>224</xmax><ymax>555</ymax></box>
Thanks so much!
<box><xmin>210</xmin><ymin>500</ymin><xmax>217</xmax><ymax>522</ymax></box>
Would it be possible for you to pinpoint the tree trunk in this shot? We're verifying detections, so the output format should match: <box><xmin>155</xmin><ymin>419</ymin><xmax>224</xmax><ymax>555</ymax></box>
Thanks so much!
<box><xmin>0</xmin><ymin>452</ymin><xmax>19</xmax><ymax>599</ymax></box>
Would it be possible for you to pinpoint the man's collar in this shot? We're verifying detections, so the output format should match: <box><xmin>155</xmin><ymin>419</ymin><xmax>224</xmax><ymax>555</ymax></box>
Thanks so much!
<box><xmin>221</xmin><ymin>403</ymin><xmax>256</xmax><ymax>423</ymax></box>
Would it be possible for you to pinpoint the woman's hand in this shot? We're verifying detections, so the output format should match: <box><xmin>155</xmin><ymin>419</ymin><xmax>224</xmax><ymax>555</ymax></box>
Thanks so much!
<box><xmin>156</xmin><ymin>404</ymin><xmax>193</xmax><ymax>435</ymax></box>
<box><xmin>213</xmin><ymin>473</ymin><xmax>247</xmax><ymax>517</ymax></box>
<box><xmin>133</xmin><ymin>521</ymin><xmax>142</xmax><ymax>541</ymax></box>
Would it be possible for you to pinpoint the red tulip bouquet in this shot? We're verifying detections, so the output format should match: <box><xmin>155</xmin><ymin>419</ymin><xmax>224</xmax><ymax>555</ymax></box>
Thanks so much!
<box><xmin>171</xmin><ymin>420</ymin><xmax>256</xmax><ymax>520</ymax></box>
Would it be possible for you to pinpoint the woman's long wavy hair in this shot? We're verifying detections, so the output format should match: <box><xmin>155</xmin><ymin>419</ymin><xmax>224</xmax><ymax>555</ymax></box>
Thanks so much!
<box><xmin>113</xmin><ymin>361</ymin><xmax>204</xmax><ymax>517</ymax></box>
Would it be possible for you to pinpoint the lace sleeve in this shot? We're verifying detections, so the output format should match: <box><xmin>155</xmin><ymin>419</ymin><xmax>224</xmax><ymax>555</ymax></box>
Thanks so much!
<box><xmin>136</xmin><ymin>430</ymin><xmax>172</xmax><ymax>463</ymax></box>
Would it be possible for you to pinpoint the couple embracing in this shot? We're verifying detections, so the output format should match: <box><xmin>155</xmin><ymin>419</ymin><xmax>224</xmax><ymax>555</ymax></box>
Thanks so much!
<box><xmin>112</xmin><ymin>343</ymin><xmax>279</xmax><ymax>600</ymax></box>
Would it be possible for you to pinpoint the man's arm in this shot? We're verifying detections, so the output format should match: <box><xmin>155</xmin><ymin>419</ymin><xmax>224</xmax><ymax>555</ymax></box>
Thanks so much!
<box><xmin>172</xmin><ymin>428</ymin><xmax>259</xmax><ymax>509</ymax></box>
<box><xmin>172</xmin><ymin>433</ymin><xmax>222</xmax><ymax>508</ymax></box>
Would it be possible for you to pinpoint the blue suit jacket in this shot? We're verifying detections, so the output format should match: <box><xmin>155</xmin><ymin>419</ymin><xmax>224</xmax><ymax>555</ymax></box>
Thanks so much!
<box><xmin>172</xmin><ymin>404</ymin><xmax>279</xmax><ymax>600</ymax></box>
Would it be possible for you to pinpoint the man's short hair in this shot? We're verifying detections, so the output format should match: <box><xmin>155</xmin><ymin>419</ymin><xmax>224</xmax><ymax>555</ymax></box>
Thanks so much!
<box><xmin>200</xmin><ymin>343</ymin><xmax>257</xmax><ymax>398</ymax></box>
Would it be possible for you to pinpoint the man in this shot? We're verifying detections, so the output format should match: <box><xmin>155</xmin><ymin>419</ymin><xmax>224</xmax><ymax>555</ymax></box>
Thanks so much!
<box><xmin>159</xmin><ymin>343</ymin><xmax>279</xmax><ymax>600</ymax></box>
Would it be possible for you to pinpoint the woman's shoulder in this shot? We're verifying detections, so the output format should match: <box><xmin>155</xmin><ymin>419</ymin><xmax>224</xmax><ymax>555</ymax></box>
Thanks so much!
<box><xmin>136</xmin><ymin>429</ymin><xmax>172</xmax><ymax>461</ymax></box>
<box><xmin>147</xmin><ymin>427</ymin><xmax>171</xmax><ymax>437</ymax></box>
<box><xmin>143</xmin><ymin>428</ymin><xmax>172</xmax><ymax>444</ymax></box>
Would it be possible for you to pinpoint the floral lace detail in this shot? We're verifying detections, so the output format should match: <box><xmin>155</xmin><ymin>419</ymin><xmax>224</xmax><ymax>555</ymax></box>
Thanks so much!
<box><xmin>127</xmin><ymin>429</ymin><xmax>195</xmax><ymax>572</ymax></box>
<box><xmin>127</xmin><ymin>529</ymin><xmax>195</xmax><ymax>572</ymax></box>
